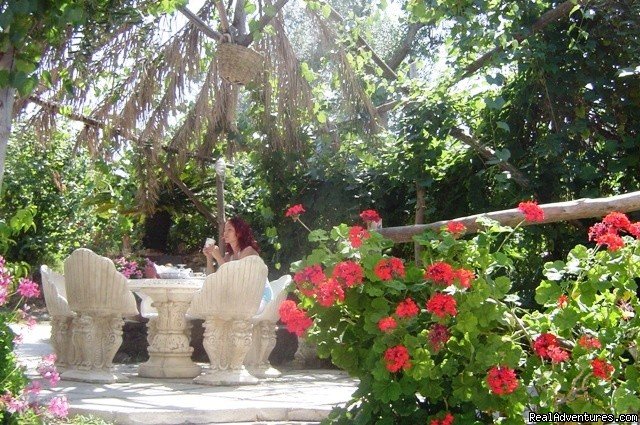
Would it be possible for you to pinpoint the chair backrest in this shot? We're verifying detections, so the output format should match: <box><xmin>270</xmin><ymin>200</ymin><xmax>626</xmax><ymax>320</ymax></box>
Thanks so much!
<box><xmin>138</xmin><ymin>292</ymin><xmax>157</xmax><ymax>318</ymax></box>
<box><xmin>253</xmin><ymin>274</ymin><xmax>291</xmax><ymax>321</ymax></box>
<box><xmin>40</xmin><ymin>265</ymin><xmax>73</xmax><ymax>317</ymax></box>
<box><xmin>63</xmin><ymin>248</ymin><xmax>138</xmax><ymax>317</ymax></box>
<box><xmin>188</xmin><ymin>255</ymin><xmax>268</xmax><ymax>320</ymax></box>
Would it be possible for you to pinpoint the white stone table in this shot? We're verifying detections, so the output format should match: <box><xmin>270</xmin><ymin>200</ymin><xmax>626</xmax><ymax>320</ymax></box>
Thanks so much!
<box><xmin>128</xmin><ymin>278</ymin><xmax>205</xmax><ymax>379</ymax></box>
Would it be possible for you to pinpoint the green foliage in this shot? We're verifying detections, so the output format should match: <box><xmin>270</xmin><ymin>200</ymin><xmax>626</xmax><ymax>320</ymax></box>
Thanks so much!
<box><xmin>0</xmin><ymin>313</ymin><xmax>28</xmax><ymax>424</ymax></box>
<box><xmin>61</xmin><ymin>415</ymin><xmax>114</xmax><ymax>425</ymax></box>
<box><xmin>1</xmin><ymin>130</ymin><xmax>143</xmax><ymax>267</ymax></box>
<box><xmin>388</xmin><ymin>1</ymin><xmax>640</xmax><ymax>306</ymax></box>
<box><xmin>0</xmin><ymin>205</ymin><xmax>35</xmax><ymax>256</ymax></box>
<box><xmin>286</xmin><ymin>211</ymin><xmax>640</xmax><ymax>422</ymax></box>
<box><xmin>0</xmin><ymin>0</ymin><xmax>166</xmax><ymax>95</ymax></box>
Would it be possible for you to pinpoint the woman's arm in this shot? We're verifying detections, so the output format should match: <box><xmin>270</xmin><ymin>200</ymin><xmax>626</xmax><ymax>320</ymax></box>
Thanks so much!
<box><xmin>202</xmin><ymin>244</ymin><xmax>226</xmax><ymax>275</ymax></box>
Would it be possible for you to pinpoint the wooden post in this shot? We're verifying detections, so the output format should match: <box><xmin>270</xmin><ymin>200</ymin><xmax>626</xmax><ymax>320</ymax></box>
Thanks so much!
<box><xmin>215</xmin><ymin>158</ymin><xmax>226</xmax><ymax>246</ymax></box>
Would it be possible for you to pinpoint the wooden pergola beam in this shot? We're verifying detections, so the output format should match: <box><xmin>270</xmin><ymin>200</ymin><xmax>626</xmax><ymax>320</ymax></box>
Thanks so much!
<box><xmin>378</xmin><ymin>191</ymin><xmax>640</xmax><ymax>243</ymax></box>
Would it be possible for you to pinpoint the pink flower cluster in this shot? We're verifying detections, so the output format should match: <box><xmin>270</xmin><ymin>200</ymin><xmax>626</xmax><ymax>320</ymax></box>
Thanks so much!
<box><xmin>0</xmin><ymin>256</ymin><xmax>41</xmax><ymax>307</ymax></box>
<box><xmin>37</xmin><ymin>354</ymin><xmax>61</xmax><ymax>387</ymax></box>
<box><xmin>114</xmin><ymin>257</ymin><xmax>145</xmax><ymax>279</ymax></box>
<box><xmin>17</xmin><ymin>278</ymin><xmax>40</xmax><ymax>298</ymax></box>
<box><xmin>0</xmin><ymin>256</ymin><xmax>12</xmax><ymax>306</ymax></box>
<box><xmin>0</xmin><ymin>354</ymin><xmax>68</xmax><ymax>420</ymax></box>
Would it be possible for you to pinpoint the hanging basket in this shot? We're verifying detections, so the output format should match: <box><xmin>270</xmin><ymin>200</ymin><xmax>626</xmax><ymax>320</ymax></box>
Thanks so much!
<box><xmin>217</xmin><ymin>40</ymin><xmax>264</xmax><ymax>86</ymax></box>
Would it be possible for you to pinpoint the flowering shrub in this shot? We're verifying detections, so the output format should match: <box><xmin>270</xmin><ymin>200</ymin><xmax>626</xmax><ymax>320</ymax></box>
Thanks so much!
<box><xmin>113</xmin><ymin>256</ymin><xmax>154</xmax><ymax>279</ymax></box>
<box><xmin>0</xmin><ymin>256</ymin><xmax>69</xmax><ymax>423</ymax></box>
<box><xmin>281</xmin><ymin>207</ymin><xmax>640</xmax><ymax>423</ymax></box>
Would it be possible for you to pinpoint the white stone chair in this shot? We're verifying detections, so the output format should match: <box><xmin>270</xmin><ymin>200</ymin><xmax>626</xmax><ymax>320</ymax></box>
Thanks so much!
<box><xmin>244</xmin><ymin>274</ymin><xmax>291</xmax><ymax>378</ymax></box>
<box><xmin>61</xmin><ymin>248</ymin><xmax>139</xmax><ymax>383</ymax></box>
<box><xmin>40</xmin><ymin>265</ymin><xmax>75</xmax><ymax>369</ymax></box>
<box><xmin>187</xmin><ymin>255</ymin><xmax>268</xmax><ymax>386</ymax></box>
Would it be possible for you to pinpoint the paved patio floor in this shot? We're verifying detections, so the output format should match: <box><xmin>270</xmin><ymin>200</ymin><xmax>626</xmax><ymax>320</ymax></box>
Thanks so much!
<box><xmin>14</xmin><ymin>323</ymin><xmax>358</xmax><ymax>425</ymax></box>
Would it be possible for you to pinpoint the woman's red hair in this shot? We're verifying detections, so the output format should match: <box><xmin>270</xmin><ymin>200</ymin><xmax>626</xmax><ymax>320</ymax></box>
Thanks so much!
<box><xmin>225</xmin><ymin>216</ymin><xmax>260</xmax><ymax>254</ymax></box>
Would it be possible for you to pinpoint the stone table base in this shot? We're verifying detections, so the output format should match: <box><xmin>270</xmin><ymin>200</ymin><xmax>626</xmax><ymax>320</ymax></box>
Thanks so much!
<box><xmin>129</xmin><ymin>278</ymin><xmax>204</xmax><ymax>379</ymax></box>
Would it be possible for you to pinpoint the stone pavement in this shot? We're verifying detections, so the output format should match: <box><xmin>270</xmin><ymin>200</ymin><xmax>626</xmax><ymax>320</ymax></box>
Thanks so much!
<box><xmin>14</xmin><ymin>323</ymin><xmax>359</xmax><ymax>425</ymax></box>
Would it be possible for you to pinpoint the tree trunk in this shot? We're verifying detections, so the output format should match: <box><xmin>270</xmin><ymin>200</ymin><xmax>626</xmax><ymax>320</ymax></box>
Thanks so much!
<box><xmin>387</xmin><ymin>23</ymin><xmax>425</xmax><ymax>71</ymax></box>
<box><xmin>378</xmin><ymin>191</ymin><xmax>640</xmax><ymax>243</ymax></box>
<box><xmin>0</xmin><ymin>46</ymin><xmax>16</xmax><ymax>192</ymax></box>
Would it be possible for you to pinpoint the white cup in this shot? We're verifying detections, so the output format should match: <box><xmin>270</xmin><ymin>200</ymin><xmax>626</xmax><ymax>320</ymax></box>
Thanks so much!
<box><xmin>205</xmin><ymin>237</ymin><xmax>215</xmax><ymax>248</ymax></box>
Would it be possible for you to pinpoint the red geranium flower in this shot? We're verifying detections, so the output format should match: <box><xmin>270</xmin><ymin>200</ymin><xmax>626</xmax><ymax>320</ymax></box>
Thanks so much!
<box><xmin>557</xmin><ymin>294</ymin><xmax>568</xmax><ymax>309</ymax></box>
<box><xmin>293</xmin><ymin>265</ymin><xmax>326</xmax><ymax>297</ymax></box>
<box><xmin>602</xmin><ymin>212</ymin><xmax>631</xmax><ymax>232</ymax></box>
<box><xmin>533</xmin><ymin>333</ymin><xmax>558</xmax><ymax>358</ymax></box>
<box><xmin>428</xmin><ymin>323</ymin><xmax>450</xmax><ymax>352</ymax></box>
<box><xmin>395</xmin><ymin>297</ymin><xmax>420</xmax><ymax>318</ymax></box>
<box><xmin>285</xmin><ymin>204</ymin><xmax>305</xmax><ymax>219</ymax></box>
<box><xmin>596</xmin><ymin>232</ymin><xmax>625</xmax><ymax>251</ymax></box>
<box><xmin>547</xmin><ymin>345</ymin><xmax>570</xmax><ymax>363</ymax></box>
<box><xmin>315</xmin><ymin>278</ymin><xmax>345</xmax><ymax>307</ymax></box>
<box><xmin>454</xmin><ymin>268</ymin><xmax>475</xmax><ymax>289</ymax></box>
<box><xmin>588</xmin><ymin>222</ymin><xmax>611</xmax><ymax>241</ymax></box>
<box><xmin>591</xmin><ymin>358</ymin><xmax>614</xmax><ymax>380</ymax></box>
<box><xmin>426</xmin><ymin>293</ymin><xmax>457</xmax><ymax>318</ymax></box>
<box><xmin>279</xmin><ymin>300</ymin><xmax>313</xmax><ymax>336</ymax></box>
<box><xmin>487</xmin><ymin>365</ymin><xmax>519</xmax><ymax>395</ymax></box>
<box><xmin>348</xmin><ymin>226</ymin><xmax>370</xmax><ymax>248</ymax></box>
<box><xmin>360</xmin><ymin>209</ymin><xmax>381</xmax><ymax>223</ymax></box>
<box><xmin>378</xmin><ymin>316</ymin><xmax>397</xmax><ymax>332</ymax></box>
<box><xmin>383</xmin><ymin>345</ymin><xmax>411</xmax><ymax>372</ymax></box>
<box><xmin>430</xmin><ymin>412</ymin><xmax>454</xmax><ymax>425</ymax></box>
<box><xmin>517</xmin><ymin>201</ymin><xmax>545</xmax><ymax>222</ymax></box>
<box><xmin>629</xmin><ymin>222</ymin><xmax>640</xmax><ymax>239</ymax></box>
<box><xmin>425</xmin><ymin>262</ymin><xmax>456</xmax><ymax>286</ymax></box>
<box><xmin>578</xmin><ymin>335</ymin><xmax>601</xmax><ymax>350</ymax></box>
<box><xmin>446</xmin><ymin>221</ymin><xmax>466</xmax><ymax>235</ymax></box>
<box><xmin>389</xmin><ymin>257</ymin><xmax>405</xmax><ymax>277</ymax></box>
<box><xmin>374</xmin><ymin>257</ymin><xmax>405</xmax><ymax>281</ymax></box>
<box><xmin>332</xmin><ymin>261</ymin><xmax>364</xmax><ymax>287</ymax></box>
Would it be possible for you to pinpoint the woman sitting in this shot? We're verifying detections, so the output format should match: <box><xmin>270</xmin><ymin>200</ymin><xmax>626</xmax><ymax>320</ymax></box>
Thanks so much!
<box><xmin>202</xmin><ymin>216</ymin><xmax>272</xmax><ymax>312</ymax></box>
